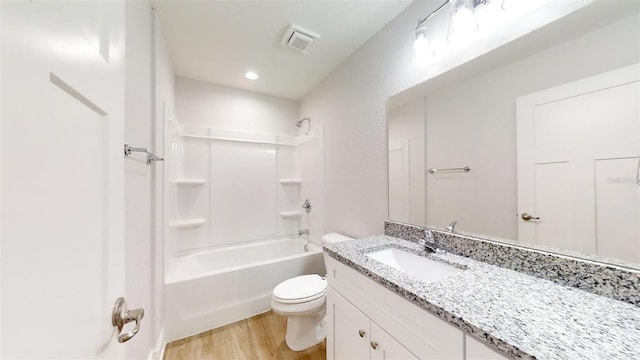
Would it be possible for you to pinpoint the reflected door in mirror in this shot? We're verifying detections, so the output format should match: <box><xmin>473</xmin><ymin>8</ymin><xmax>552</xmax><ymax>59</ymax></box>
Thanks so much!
<box><xmin>389</xmin><ymin>139</ymin><xmax>410</xmax><ymax>223</ymax></box>
<box><xmin>517</xmin><ymin>64</ymin><xmax>640</xmax><ymax>262</ymax></box>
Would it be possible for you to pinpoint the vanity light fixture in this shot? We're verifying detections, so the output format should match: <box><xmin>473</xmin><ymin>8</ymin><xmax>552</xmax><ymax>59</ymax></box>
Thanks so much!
<box><xmin>245</xmin><ymin>71</ymin><xmax>258</xmax><ymax>80</ymax></box>
<box><xmin>447</xmin><ymin>0</ymin><xmax>480</xmax><ymax>42</ymax></box>
<box><xmin>412</xmin><ymin>0</ymin><xmax>448</xmax><ymax>62</ymax></box>
<box><xmin>412</xmin><ymin>0</ymin><xmax>489</xmax><ymax>64</ymax></box>
<box><xmin>411</xmin><ymin>25</ymin><xmax>435</xmax><ymax>64</ymax></box>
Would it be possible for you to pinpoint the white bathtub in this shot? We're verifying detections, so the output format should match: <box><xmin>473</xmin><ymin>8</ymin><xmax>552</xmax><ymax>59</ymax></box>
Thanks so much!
<box><xmin>164</xmin><ymin>237</ymin><xmax>325</xmax><ymax>342</ymax></box>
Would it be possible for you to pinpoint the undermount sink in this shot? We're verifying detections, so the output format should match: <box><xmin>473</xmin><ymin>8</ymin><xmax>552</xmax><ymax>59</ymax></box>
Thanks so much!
<box><xmin>366</xmin><ymin>248</ymin><xmax>463</xmax><ymax>284</ymax></box>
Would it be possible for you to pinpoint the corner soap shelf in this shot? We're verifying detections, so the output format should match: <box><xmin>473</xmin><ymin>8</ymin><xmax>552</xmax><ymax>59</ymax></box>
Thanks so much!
<box><xmin>172</xmin><ymin>178</ymin><xmax>206</xmax><ymax>186</ymax></box>
<box><xmin>280</xmin><ymin>179</ymin><xmax>302</xmax><ymax>185</ymax></box>
<box><xmin>170</xmin><ymin>218</ymin><xmax>206</xmax><ymax>229</ymax></box>
<box><xmin>280</xmin><ymin>211</ymin><xmax>302</xmax><ymax>219</ymax></box>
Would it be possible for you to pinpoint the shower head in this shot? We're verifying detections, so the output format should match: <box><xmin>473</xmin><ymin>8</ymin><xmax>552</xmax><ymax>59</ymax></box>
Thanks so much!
<box><xmin>296</xmin><ymin>117</ymin><xmax>310</xmax><ymax>127</ymax></box>
<box><xmin>296</xmin><ymin>118</ymin><xmax>311</xmax><ymax>133</ymax></box>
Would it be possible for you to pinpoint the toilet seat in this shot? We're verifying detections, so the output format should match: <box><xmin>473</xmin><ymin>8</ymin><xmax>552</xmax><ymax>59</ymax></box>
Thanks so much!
<box><xmin>271</xmin><ymin>294</ymin><xmax>325</xmax><ymax>316</ymax></box>
<box><xmin>272</xmin><ymin>274</ymin><xmax>326</xmax><ymax>304</ymax></box>
<box><xmin>273</xmin><ymin>290</ymin><xmax>326</xmax><ymax>304</ymax></box>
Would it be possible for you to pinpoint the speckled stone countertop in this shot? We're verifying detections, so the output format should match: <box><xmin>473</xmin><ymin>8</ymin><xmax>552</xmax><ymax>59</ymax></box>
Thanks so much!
<box><xmin>324</xmin><ymin>235</ymin><xmax>640</xmax><ymax>360</ymax></box>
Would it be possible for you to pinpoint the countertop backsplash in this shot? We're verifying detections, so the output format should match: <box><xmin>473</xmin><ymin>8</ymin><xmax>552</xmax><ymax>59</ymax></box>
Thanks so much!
<box><xmin>384</xmin><ymin>220</ymin><xmax>640</xmax><ymax>307</ymax></box>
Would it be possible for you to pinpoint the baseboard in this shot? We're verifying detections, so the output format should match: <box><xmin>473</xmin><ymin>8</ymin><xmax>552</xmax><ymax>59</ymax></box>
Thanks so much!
<box><xmin>147</xmin><ymin>327</ymin><xmax>166</xmax><ymax>360</ymax></box>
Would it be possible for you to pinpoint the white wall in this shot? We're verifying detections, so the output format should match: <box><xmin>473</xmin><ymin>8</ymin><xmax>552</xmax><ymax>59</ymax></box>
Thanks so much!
<box><xmin>423</xmin><ymin>14</ymin><xmax>640</xmax><ymax>240</ymax></box>
<box><xmin>175</xmin><ymin>77</ymin><xmax>298</xmax><ymax>135</ymax></box>
<box><xmin>299</xmin><ymin>0</ymin><xmax>602</xmax><ymax>237</ymax></box>
<box><xmin>124</xmin><ymin>2</ymin><xmax>154</xmax><ymax>358</ymax></box>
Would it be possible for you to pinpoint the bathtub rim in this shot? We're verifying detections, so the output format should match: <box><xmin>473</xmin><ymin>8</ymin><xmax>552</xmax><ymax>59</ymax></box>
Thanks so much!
<box><xmin>166</xmin><ymin>237</ymin><xmax>323</xmax><ymax>284</ymax></box>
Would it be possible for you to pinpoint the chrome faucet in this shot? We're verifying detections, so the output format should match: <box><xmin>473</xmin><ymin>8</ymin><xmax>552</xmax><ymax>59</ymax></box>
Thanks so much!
<box><xmin>298</xmin><ymin>229</ymin><xmax>309</xmax><ymax>236</ymax></box>
<box><xmin>446</xmin><ymin>221</ymin><xmax>457</xmax><ymax>233</ymax></box>
<box><xmin>302</xmin><ymin>199</ymin><xmax>312</xmax><ymax>214</ymax></box>
<box><xmin>418</xmin><ymin>229</ymin><xmax>437</xmax><ymax>253</ymax></box>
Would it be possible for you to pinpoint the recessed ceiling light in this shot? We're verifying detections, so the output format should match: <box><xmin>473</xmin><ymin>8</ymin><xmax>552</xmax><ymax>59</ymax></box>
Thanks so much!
<box><xmin>245</xmin><ymin>71</ymin><xmax>258</xmax><ymax>80</ymax></box>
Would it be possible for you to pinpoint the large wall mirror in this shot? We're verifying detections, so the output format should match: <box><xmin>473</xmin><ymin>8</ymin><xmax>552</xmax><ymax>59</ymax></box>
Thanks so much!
<box><xmin>387</xmin><ymin>1</ymin><xmax>640</xmax><ymax>269</ymax></box>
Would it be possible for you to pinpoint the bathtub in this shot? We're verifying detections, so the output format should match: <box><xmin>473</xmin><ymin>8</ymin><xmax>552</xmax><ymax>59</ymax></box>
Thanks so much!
<box><xmin>164</xmin><ymin>237</ymin><xmax>325</xmax><ymax>342</ymax></box>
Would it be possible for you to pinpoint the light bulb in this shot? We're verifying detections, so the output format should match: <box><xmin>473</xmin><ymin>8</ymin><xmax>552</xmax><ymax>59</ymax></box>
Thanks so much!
<box><xmin>245</xmin><ymin>71</ymin><xmax>258</xmax><ymax>80</ymax></box>
<box><xmin>447</xmin><ymin>0</ymin><xmax>479</xmax><ymax>42</ymax></box>
<box><xmin>413</xmin><ymin>26</ymin><xmax>435</xmax><ymax>61</ymax></box>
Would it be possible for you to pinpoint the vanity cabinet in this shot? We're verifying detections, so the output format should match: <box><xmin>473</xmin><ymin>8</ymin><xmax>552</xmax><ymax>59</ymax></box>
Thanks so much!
<box><xmin>465</xmin><ymin>335</ymin><xmax>509</xmax><ymax>360</ymax></box>
<box><xmin>370</xmin><ymin>321</ymin><xmax>418</xmax><ymax>360</ymax></box>
<box><xmin>330</xmin><ymin>286</ymin><xmax>371</xmax><ymax>359</ymax></box>
<box><xmin>329</xmin><ymin>287</ymin><xmax>417</xmax><ymax>360</ymax></box>
<box><xmin>325</xmin><ymin>256</ymin><xmax>464</xmax><ymax>359</ymax></box>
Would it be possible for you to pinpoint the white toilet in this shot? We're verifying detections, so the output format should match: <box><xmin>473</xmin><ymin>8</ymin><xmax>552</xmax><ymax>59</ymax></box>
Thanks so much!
<box><xmin>271</xmin><ymin>233</ymin><xmax>353</xmax><ymax>351</ymax></box>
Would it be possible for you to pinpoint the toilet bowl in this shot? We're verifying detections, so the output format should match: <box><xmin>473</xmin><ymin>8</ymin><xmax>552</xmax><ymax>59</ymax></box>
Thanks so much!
<box><xmin>271</xmin><ymin>233</ymin><xmax>353</xmax><ymax>351</ymax></box>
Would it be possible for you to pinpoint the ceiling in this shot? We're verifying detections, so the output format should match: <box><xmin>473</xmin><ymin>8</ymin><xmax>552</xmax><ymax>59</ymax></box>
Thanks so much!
<box><xmin>152</xmin><ymin>0</ymin><xmax>413</xmax><ymax>100</ymax></box>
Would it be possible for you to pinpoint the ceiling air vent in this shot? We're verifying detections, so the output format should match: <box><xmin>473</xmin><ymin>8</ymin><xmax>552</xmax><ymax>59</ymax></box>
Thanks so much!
<box><xmin>281</xmin><ymin>24</ymin><xmax>320</xmax><ymax>54</ymax></box>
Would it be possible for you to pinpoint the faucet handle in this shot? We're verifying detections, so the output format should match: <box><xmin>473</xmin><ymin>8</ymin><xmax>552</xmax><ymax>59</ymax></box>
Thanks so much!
<box><xmin>446</xmin><ymin>221</ymin><xmax>457</xmax><ymax>233</ymax></box>
<box><xmin>423</xmin><ymin>229</ymin><xmax>435</xmax><ymax>245</ymax></box>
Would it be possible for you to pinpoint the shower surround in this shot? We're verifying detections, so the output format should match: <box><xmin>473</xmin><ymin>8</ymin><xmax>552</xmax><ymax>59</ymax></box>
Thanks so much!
<box><xmin>163</xmin><ymin>118</ymin><xmax>325</xmax><ymax>341</ymax></box>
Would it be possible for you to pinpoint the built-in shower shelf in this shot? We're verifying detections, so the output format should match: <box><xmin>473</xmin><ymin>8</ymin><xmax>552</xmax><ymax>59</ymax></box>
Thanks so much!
<box><xmin>172</xmin><ymin>178</ymin><xmax>206</xmax><ymax>186</ymax></box>
<box><xmin>280</xmin><ymin>211</ymin><xmax>302</xmax><ymax>219</ymax></box>
<box><xmin>280</xmin><ymin>179</ymin><xmax>302</xmax><ymax>185</ymax></box>
<box><xmin>170</xmin><ymin>218</ymin><xmax>206</xmax><ymax>229</ymax></box>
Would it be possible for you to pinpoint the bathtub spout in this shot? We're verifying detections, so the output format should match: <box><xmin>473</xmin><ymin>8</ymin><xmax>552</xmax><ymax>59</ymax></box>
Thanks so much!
<box><xmin>298</xmin><ymin>229</ymin><xmax>309</xmax><ymax>236</ymax></box>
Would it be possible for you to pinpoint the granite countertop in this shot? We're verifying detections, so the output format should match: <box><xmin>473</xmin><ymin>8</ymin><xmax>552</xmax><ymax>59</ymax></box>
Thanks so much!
<box><xmin>323</xmin><ymin>235</ymin><xmax>640</xmax><ymax>360</ymax></box>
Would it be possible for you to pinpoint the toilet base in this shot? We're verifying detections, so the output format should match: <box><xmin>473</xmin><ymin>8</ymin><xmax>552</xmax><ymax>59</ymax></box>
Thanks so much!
<box><xmin>284</xmin><ymin>308</ymin><xmax>326</xmax><ymax>351</ymax></box>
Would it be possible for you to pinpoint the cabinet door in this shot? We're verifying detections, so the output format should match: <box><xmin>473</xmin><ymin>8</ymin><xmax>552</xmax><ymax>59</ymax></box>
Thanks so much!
<box><xmin>370</xmin><ymin>321</ymin><xmax>418</xmax><ymax>360</ymax></box>
<box><xmin>328</xmin><ymin>288</ymin><xmax>371</xmax><ymax>360</ymax></box>
<box><xmin>465</xmin><ymin>335</ymin><xmax>509</xmax><ymax>360</ymax></box>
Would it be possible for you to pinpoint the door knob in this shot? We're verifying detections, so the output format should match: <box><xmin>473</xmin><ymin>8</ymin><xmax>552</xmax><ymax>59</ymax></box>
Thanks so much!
<box><xmin>358</xmin><ymin>329</ymin><xmax>366</xmax><ymax>338</ymax></box>
<box><xmin>371</xmin><ymin>341</ymin><xmax>378</xmax><ymax>350</ymax></box>
<box><xmin>521</xmin><ymin>213</ymin><xmax>540</xmax><ymax>221</ymax></box>
<box><xmin>112</xmin><ymin>297</ymin><xmax>144</xmax><ymax>343</ymax></box>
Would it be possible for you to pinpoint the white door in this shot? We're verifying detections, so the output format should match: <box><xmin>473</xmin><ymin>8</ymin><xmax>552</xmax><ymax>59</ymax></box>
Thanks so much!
<box><xmin>1</xmin><ymin>1</ymin><xmax>127</xmax><ymax>358</ymax></box>
<box><xmin>516</xmin><ymin>64</ymin><xmax>640</xmax><ymax>261</ymax></box>
<box><xmin>388</xmin><ymin>139</ymin><xmax>410</xmax><ymax>223</ymax></box>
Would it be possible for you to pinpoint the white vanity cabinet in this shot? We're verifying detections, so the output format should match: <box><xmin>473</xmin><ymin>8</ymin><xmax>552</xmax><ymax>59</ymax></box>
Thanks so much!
<box><xmin>325</xmin><ymin>256</ymin><xmax>464</xmax><ymax>359</ymax></box>
<box><xmin>328</xmin><ymin>286</ymin><xmax>417</xmax><ymax>360</ymax></box>
<box><xmin>330</xmin><ymin>286</ymin><xmax>371</xmax><ymax>359</ymax></box>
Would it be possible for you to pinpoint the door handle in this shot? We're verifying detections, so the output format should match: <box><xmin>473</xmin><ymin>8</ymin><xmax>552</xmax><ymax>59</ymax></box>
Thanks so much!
<box><xmin>112</xmin><ymin>297</ymin><xmax>144</xmax><ymax>343</ymax></box>
<box><xmin>521</xmin><ymin>213</ymin><xmax>540</xmax><ymax>221</ymax></box>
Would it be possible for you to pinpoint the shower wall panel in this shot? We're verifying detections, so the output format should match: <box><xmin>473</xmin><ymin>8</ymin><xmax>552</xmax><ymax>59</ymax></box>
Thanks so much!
<box><xmin>210</xmin><ymin>141</ymin><xmax>277</xmax><ymax>245</ymax></box>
